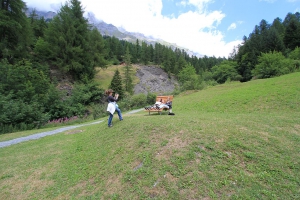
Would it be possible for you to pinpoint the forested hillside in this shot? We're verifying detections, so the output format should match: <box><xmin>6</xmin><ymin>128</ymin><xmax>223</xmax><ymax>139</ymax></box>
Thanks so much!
<box><xmin>0</xmin><ymin>0</ymin><xmax>299</xmax><ymax>134</ymax></box>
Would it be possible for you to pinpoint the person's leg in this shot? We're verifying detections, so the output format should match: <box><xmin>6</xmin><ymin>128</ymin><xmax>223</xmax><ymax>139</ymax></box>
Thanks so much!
<box><xmin>108</xmin><ymin>113</ymin><xmax>113</xmax><ymax>127</ymax></box>
<box><xmin>116</xmin><ymin>107</ymin><xmax>123</xmax><ymax>120</ymax></box>
<box><xmin>168</xmin><ymin>105</ymin><xmax>172</xmax><ymax>113</ymax></box>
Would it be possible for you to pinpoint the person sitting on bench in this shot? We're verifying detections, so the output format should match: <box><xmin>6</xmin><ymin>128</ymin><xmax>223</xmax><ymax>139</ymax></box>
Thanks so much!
<box><xmin>155</xmin><ymin>98</ymin><xmax>173</xmax><ymax>114</ymax></box>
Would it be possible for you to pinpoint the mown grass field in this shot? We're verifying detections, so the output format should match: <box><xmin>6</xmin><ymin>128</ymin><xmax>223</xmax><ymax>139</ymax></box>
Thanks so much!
<box><xmin>0</xmin><ymin>72</ymin><xmax>299</xmax><ymax>199</ymax></box>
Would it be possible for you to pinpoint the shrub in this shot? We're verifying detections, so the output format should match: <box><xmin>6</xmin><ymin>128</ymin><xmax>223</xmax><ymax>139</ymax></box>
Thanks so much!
<box><xmin>252</xmin><ymin>51</ymin><xmax>294</xmax><ymax>79</ymax></box>
<box><xmin>146</xmin><ymin>92</ymin><xmax>156</xmax><ymax>104</ymax></box>
<box><xmin>130</xmin><ymin>93</ymin><xmax>147</xmax><ymax>108</ymax></box>
<box><xmin>211</xmin><ymin>61</ymin><xmax>241</xmax><ymax>84</ymax></box>
<box><xmin>91</xmin><ymin>103</ymin><xmax>107</xmax><ymax>120</ymax></box>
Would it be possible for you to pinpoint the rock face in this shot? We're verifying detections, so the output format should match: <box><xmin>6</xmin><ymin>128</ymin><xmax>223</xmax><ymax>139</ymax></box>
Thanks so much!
<box><xmin>134</xmin><ymin>65</ymin><xmax>179</xmax><ymax>95</ymax></box>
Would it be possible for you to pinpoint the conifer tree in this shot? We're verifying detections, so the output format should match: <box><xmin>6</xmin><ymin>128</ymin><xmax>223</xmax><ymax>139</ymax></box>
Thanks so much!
<box><xmin>124</xmin><ymin>47</ymin><xmax>134</xmax><ymax>94</ymax></box>
<box><xmin>109</xmin><ymin>69</ymin><xmax>124</xmax><ymax>99</ymax></box>
<box><xmin>31</xmin><ymin>16</ymin><xmax>47</xmax><ymax>41</ymax></box>
<box><xmin>284</xmin><ymin>16</ymin><xmax>300</xmax><ymax>50</ymax></box>
<box><xmin>141</xmin><ymin>41</ymin><xmax>149</xmax><ymax>65</ymax></box>
<box><xmin>88</xmin><ymin>28</ymin><xmax>108</xmax><ymax>68</ymax></box>
<box><xmin>44</xmin><ymin>0</ymin><xmax>94</xmax><ymax>80</ymax></box>
<box><xmin>0</xmin><ymin>0</ymin><xmax>32</xmax><ymax>62</ymax></box>
<box><xmin>135</xmin><ymin>39</ymin><xmax>141</xmax><ymax>62</ymax></box>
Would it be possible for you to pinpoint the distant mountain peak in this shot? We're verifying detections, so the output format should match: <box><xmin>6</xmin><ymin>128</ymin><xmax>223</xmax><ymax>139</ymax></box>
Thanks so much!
<box><xmin>26</xmin><ymin>8</ymin><xmax>203</xmax><ymax>57</ymax></box>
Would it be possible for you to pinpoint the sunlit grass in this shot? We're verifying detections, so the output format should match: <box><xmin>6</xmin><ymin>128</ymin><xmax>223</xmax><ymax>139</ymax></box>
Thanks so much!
<box><xmin>0</xmin><ymin>72</ymin><xmax>299</xmax><ymax>199</ymax></box>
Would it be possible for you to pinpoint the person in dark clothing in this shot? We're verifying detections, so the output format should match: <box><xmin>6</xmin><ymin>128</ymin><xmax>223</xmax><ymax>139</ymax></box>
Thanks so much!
<box><xmin>105</xmin><ymin>89</ymin><xmax>123</xmax><ymax>127</ymax></box>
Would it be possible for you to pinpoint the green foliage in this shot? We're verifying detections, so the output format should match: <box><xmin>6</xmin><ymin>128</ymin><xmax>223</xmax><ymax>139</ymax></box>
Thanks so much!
<box><xmin>289</xmin><ymin>47</ymin><xmax>300</xmax><ymax>70</ymax></box>
<box><xmin>0</xmin><ymin>93</ymin><xmax>48</xmax><ymax>133</ymax></box>
<box><xmin>252</xmin><ymin>51</ymin><xmax>294</xmax><ymax>79</ymax></box>
<box><xmin>234</xmin><ymin>12</ymin><xmax>300</xmax><ymax>81</ymax></box>
<box><xmin>46</xmin><ymin>82</ymin><xmax>103</xmax><ymax>121</ymax></box>
<box><xmin>130</xmin><ymin>93</ymin><xmax>147</xmax><ymax>107</ymax></box>
<box><xmin>124</xmin><ymin>47</ymin><xmax>134</xmax><ymax>94</ymax></box>
<box><xmin>0</xmin><ymin>59</ymin><xmax>50</xmax><ymax>103</ymax></box>
<box><xmin>109</xmin><ymin>69</ymin><xmax>124</xmax><ymax>99</ymax></box>
<box><xmin>141</xmin><ymin>41</ymin><xmax>149</xmax><ymax>65</ymax></box>
<box><xmin>0</xmin><ymin>59</ymin><xmax>104</xmax><ymax>133</ymax></box>
<box><xmin>33</xmin><ymin>37</ymin><xmax>52</xmax><ymax>62</ymax></box>
<box><xmin>146</xmin><ymin>92</ymin><xmax>156</xmax><ymax>104</ymax></box>
<box><xmin>28</xmin><ymin>9</ymin><xmax>48</xmax><ymax>42</ymax></box>
<box><xmin>71</xmin><ymin>82</ymin><xmax>104</xmax><ymax>106</ymax></box>
<box><xmin>90</xmin><ymin>103</ymin><xmax>107</xmax><ymax>120</ymax></box>
<box><xmin>116</xmin><ymin>93</ymin><xmax>149</xmax><ymax>111</ymax></box>
<box><xmin>88</xmin><ymin>28</ymin><xmax>108</xmax><ymax>68</ymax></box>
<box><xmin>0</xmin><ymin>0</ymin><xmax>33</xmax><ymax>62</ymax></box>
<box><xmin>289</xmin><ymin>46</ymin><xmax>300</xmax><ymax>60</ymax></box>
<box><xmin>283</xmin><ymin>14</ymin><xmax>300</xmax><ymax>50</ymax></box>
<box><xmin>211</xmin><ymin>60</ymin><xmax>242</xmax><ymax>84</ymax></box>
<box><xmin>0</xmin><ymin>60</ymin><xmax>52</xmax><ymax>132</ymax></box>
<box><xmin>44</xmin><ymin>0</ymin><xmax>95</xmax><ymax>80</ymax></box>
<box><xmin>178</xmin><ymin>63</ymin><xmax>201</xmax><ymax>90</ymax></box>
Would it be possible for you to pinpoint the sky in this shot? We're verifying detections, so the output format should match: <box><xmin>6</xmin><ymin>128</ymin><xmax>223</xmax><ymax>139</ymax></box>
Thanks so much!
<box><xmin>24</xmin><ymin>0</ymin><xmax>300</xmax><ymax>58</ymax></box>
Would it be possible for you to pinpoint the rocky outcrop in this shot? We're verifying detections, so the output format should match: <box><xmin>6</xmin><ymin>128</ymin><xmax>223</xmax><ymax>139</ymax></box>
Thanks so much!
<box><xmin>134</xmin><ymin>65</ymin><xmax>179</xmax><ymax>95</ymax></box>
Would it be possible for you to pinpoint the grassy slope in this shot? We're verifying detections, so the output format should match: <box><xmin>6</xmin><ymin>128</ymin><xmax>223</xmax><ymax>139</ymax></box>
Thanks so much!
<box><xmin>0</xmin><ymin>72</ymin><xmax>299</xmax><ymax>199</ymax></box>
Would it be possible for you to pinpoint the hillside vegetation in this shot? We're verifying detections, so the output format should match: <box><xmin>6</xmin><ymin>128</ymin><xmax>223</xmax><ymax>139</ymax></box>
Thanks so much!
<box><xmin>0</xmin><ymin>72</ymin><xmax>299</xmax><ymax>199</ymax></box>
<box><xmin>2</xmin><ymin>0</ymin><xmax>300</xmax><ymax>134</ymax></box>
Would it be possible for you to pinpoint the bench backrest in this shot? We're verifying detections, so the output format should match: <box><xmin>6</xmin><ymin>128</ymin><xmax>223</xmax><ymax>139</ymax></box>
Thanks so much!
<box><xmin>156</xmin><ymin>95</ymin><xmax>173</xmax><ymax>103</ymax></box>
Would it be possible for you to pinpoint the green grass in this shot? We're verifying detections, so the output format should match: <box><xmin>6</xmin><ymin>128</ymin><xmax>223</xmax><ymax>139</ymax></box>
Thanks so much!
<box><xmin>1</xmin><ymin>72</ymin><xmax>300</xmax><ymax>199</ymax></box>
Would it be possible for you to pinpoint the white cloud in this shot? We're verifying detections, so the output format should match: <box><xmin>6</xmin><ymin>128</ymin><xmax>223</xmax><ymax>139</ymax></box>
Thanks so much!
<box><xmin>24</xmin><ymin>0</ymin><xmax>62</xmax><ymax>11</ymax></box>
<box><xmin>187</xmin><ymin>0</ymin><xmax>212</xmax><ymax>12</ymax></box>
<box><xmin>24</xmin><ymin>0</ymin><xmax>242</xmax><ymax>58</ymax></box>
<box><xmin>227</xmin><ymin>23</ymin><xmax>236</xmax><ymax>30</ymax></box>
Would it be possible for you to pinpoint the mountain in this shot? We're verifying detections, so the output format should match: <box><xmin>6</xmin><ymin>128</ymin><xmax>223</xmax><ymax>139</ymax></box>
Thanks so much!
<box><xmin>26</xmin><ymin>9</ymin><xmax>202</xmax><ymax>57</ymax></box>
<box><xmin>26</xmin><ymin>8</ymin><xmax>56</xmax><ymax>21</ymax></box>
<box><xmin>87</xmin><ymin>13</ymin><xmax>203</xmax><ymax>57</ymax></box>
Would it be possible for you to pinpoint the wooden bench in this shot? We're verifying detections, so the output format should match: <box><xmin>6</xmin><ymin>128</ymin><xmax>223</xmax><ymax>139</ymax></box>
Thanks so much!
<box><xmin>144</xmin><ymin>95</ymin><xmax>173</xmax><ymax>115</ymax></box>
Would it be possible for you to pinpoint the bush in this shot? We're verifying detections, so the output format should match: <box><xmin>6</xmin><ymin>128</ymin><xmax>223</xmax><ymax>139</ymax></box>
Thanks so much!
<box><xmin>71</xmin><ymin>82</ymin><xmax>104</xmax><ymax>105</ymax></box>
<box><xmin>146</xmin><ymin>92</ymin><xmax>156</xmax><ymax>104</ymax></box>
<box><xmin>211</xmin><ymin>61</ymin><xmax>241</xmax><ymax>84</ymax></box>
<box><xmin>130</xmin><ymin>93</ymin><xmax>147</xmax><ymax>108</ymax></box>
<box><xmin>116</xmin><ymin>93</ymin><xmax>149</xmax><ymax>111</ymax></box>
<box><xmin>91</xmin><ymin>103</ymin><xmax>107</xmax><ymax>120</ymax></box>
<box><xmin>252</xmin><ymin>51</ymin><xmax>294</xmax><ymax>79</ymax></box>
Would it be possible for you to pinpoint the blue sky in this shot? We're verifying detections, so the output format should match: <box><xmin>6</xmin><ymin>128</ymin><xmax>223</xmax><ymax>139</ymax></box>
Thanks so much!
<box><xmin>25</xmin><ymin>0</ymin><xmax>300</xmax><ymax>57</ymax></box>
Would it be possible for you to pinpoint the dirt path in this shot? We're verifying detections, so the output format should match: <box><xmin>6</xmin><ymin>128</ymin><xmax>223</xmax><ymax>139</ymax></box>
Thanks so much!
<box><xmin>0</xmin><ymin>108</ymin><xmax>143</xmax><ymax>148</ymax></box>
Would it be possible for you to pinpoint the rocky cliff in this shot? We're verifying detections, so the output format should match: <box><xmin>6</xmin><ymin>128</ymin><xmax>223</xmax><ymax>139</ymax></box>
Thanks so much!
<box><xmin>134</xmin><ymin>65</ymin><xmax>179</xmax><ymax>95</ymax></box>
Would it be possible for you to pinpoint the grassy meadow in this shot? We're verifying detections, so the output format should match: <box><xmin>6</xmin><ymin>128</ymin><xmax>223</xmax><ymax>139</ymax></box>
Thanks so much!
<box><xmin>0</xmin><ymin>72</ymin><xmax>299</xmax><ymax>199</ymax></box>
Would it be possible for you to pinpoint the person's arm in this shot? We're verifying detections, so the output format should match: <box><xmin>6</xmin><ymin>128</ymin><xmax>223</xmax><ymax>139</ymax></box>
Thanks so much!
<box><xmin>108</xmin><ymin>96</ymin><xmax>117</xmax><ymax>102</ymax></box>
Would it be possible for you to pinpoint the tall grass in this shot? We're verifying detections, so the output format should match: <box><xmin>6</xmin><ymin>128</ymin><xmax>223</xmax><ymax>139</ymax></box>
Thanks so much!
<box><xmin>0</xmin><ymin>72</ymin><xmax>299</xmax><ymax>199</ymax></box>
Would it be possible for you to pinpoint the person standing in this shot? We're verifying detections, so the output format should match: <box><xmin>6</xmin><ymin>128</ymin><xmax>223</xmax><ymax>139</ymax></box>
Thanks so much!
<box><xmin>105</xmin><ymin>89</ymin><xmax>123</xmax><ymax>127</ymax></box>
